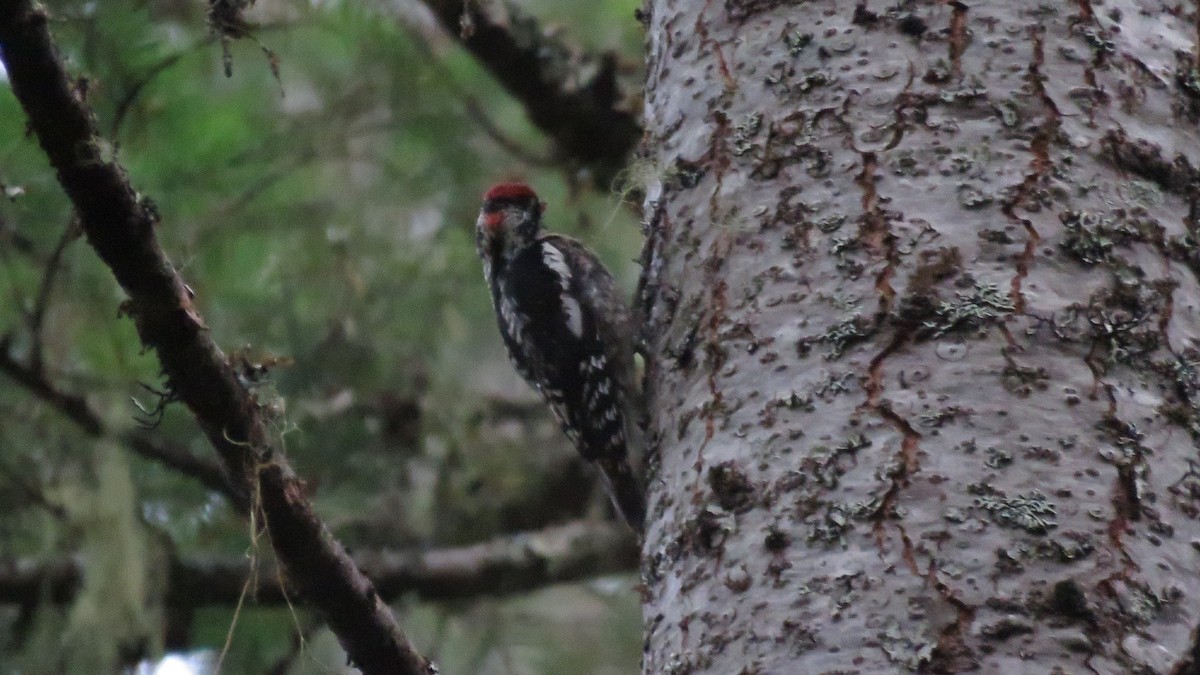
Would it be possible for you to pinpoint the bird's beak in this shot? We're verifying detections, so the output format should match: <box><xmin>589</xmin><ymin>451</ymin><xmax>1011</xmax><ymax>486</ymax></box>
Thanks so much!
<box><xmin>481</xmin><ymin>210</ymin><xmax>505</xmax><ymax>234</ymax></box>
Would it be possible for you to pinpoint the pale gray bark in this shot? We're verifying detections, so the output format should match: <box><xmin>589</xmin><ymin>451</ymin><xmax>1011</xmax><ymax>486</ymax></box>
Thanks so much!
<box><xmin>638</xmin><ymin>1</ymin><xmax>1200</xmax><ymax>672</ymax></box>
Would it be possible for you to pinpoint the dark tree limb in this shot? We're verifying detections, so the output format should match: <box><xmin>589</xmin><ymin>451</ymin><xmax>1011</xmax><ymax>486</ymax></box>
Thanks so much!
<box><xmin>0</xmin><ymin>520</ymin><xmax>638</xmax><ymax>607</ymax></box>
<box><xmin>419</xmin><ymin>0</ymin><xmax>641</xmax><ymax>184</ymax></box>
<box><xmin>0</xmin><ymin>4</ymin><xmax>433</xmax><ymax>673</ymax></box>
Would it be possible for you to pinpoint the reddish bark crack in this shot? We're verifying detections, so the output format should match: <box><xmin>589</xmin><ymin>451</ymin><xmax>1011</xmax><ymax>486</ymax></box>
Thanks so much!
<box><xmin>894</xmin><ymin>520</ymin><xmax>920</xmax><ymax>575</ymax></box>
<box><xmin>696</xmin><ymin>110</ymin><xmax>733</xmax><ymax>463</ymax></box>
<box><xmin>1095</xmin><ymin>384</ymin><xmax>1141</xmax><ymax>582</ymax></box>
<box><xmin>868</xmin><ymin>409</ymin><xmax>921</xmax><ymax>557</ymax></box>
<box><xmin>883</xmin><ymin>65</ymin><xmax>918</xmax><ymax>151</ymax></box>
<box><xmin>1072</xmin><ymin>0</ymin><xmax>1103</xmax><ymax>127</ymax></box>
<box><xmin>1080</xmin><ymin>65</ymin><xmax>1099</xmax><ymax>127</ymax></box>
<box><xmin>703</xmin><ymin>275</ymin><xmax>728</xmax><ymax>447</ymax></box>
<box><xmin>864</xmin><ymin>364</ymin><xmax>922</xmax><ymax>555</ymax></box>
<box><xmin>1194</xmin><ymin>4</ymin><xmax>1200</xmax><ymax>70</ymax></box>
<box><xmin>996</xmin><ymin>323</ymin><xmax>1022</xmax><ymax>351</ymax></box>
<box><xmin>694</xmin><ymin>0</ymin><xmax>735</xmax><ymax>91</ymax></box>
<box><xmin>1002</xmin><ymin>168</ymin><xmax>1043</xmax><ymax>316</ymax></box>
<box><xmin>1074</xmin><ymin>0</ymin><xmax>1094</xmax><ymax>22</ymax></box>
<box><xmin>947</xmin><ymin>2</ymin><xmax>969</xmax><ymax>80</ymax></box>
<box><xmin>1157</xmin><ymin>278</ymin><xmax>1176</xmax><ymax>351</ymax></box>
<box><xmin>877</xmin><ymin>404</ymin><xmax>921</xmax><ymax>488</ymax></box>
<box><xmin>1001</xmin><ymin>28</ymin><xmax>1057</xmax><ymax>314</ymax></box>
<box><xmin>1095</xmin><ymin>571</ymin><xmax>1143</xmax><ymax>663</ymax></box>
<box><xmin>927</xmin><ymin>559</ymin><xmax>976</xmax><ymax>669</ymax></box>
<box><xmin>864</xmin><ymin>334</ymin><xmax>905</xmax><ymax>409</ymax></box>
<box><xmin>856</xmin><ymin>151</ymin><xmax>898</xmax><ymax>317</ymax></box>
<box><xmin>855</xmin><ymin>140</ymin><xmax>921</xmax><ymax>554</ymax></box>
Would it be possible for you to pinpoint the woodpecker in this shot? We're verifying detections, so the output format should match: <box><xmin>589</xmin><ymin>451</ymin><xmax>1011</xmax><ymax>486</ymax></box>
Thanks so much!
<box><xmin>476</xmin><ymin>182</ymin><xmax>644</xmax><ymax>533</ymax></box>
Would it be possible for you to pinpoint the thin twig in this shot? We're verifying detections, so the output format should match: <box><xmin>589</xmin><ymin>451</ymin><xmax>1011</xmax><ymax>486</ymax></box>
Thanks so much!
<box><xmin>0</xmin><ymin>346</ymin><xmax>235</xmax><ymax>500</ymax></box>
<box><xmin>0</xmin><ymin>460</ymin><xmax>68</xmax><ymax>519</ymax></box>
<box><xmin>0</xmin><ymin>343</ymin><xmax>102</xmax><ymax>436</ymax></box>
<box><xmin>110</xmin><ymin>49</ymin><xmax>193</xmax><ymax>139</ymax></box>
<box><xmin>26</xmin><ymin>216</ymin><xmax>79</xmax><ymax>374</ymax></box>
<box><xmin>0</xmin><ymin>212</ymin><xmax>37</xmax><ymax>255</ymax></box>
<box><xmin>464</xmin><ymin>96</ymin><xmax>557</xmax><ymax>167</ymax></box>
<box><xmin>405</xmin><ymin>22</ymin><xmax>556</xmax><ymax>166</ymax></box>
<box><xmin>110</xmin><ymin>21</ymin><xmax>295</xmax><ymax>139</ymax></box>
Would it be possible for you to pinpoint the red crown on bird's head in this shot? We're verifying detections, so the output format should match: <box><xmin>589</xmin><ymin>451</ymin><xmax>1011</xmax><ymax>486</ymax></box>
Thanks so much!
<box><xmin>484</xmin><ymin>182</ymin><xmax>539</xmax><ymax>202</ymax></box>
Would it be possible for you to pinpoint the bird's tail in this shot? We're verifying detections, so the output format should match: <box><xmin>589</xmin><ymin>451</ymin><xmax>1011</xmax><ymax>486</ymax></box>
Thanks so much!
<box><xmin>597</xmin><ymin>457</ymin><xmax>646</xmax><ymax>535</ymax></box>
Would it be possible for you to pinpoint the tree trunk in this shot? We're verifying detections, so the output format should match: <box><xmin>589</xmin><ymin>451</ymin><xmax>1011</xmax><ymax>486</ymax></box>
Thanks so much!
<box><xmin>638</xmin><ymin>1</ymin><xmax>1200</xmax><ymax>672</ymax></box>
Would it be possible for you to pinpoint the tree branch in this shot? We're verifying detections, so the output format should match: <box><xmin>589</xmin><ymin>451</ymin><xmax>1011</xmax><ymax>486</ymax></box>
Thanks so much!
<box><xmin>0</xmin><ymin>346</ymin><xmax>235</xmax><ymax>501</ymax></box>
<box><xmin>419</xmin><ymin>0</ymin><xmax>641</xmax><ymax>184</ymax></box>
<box><xmin>0</xmin><ymin>520</ymin><xmax>638</xmax><ymax>607</ymax></box>
<box><xmin>0</xmin><ymin>211</ymin><xmax>37</xmax><ymax>255</ymax></box>
<box><xmin>0</xmin><ymin>4</ymin><xmax>432</xmax><ymax>673</ymax></box>
<box><xmin>24</xmin><ymin>216</ymin><xmax>77</xmax><ymax>374</ymax></box>
<box><xmin>0</xmin><ymin>342</ymin><xmax>101</xmax><ymax>436</ymax></box>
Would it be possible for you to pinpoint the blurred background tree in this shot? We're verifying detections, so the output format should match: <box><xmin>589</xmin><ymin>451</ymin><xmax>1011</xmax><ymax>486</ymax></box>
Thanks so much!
<box><xmin>0</xmin><ymin>0</ymin><xmax>645</xmax><ymax>672</ymax></box>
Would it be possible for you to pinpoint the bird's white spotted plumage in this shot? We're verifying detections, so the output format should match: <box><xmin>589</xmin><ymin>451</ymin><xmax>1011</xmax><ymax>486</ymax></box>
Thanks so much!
<box><xmin>499</xmin><ymin>295</ymin><xmax>525</xmax><ymax>343</ymax></box>
<box><xmin>542</xmin><ymin>242</ymin><xmax>584</xmax><ymax>338</ymax></box>
<box><xmin>541</xmin><ymin>242</ymin><xmax>572</xmax><ymax>290</ymax></box>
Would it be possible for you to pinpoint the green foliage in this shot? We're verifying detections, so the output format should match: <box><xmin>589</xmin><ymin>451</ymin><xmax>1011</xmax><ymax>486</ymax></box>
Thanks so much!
<box><xmin>0</xmin><ymin>0</ymin><xmax>643</xmax><ymax>671</ymax></box>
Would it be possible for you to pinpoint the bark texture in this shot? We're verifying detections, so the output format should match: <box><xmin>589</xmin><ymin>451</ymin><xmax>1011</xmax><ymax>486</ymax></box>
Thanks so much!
<box><xmin>639</xmin><ymin>1</ymin><xmax>1200</xmax><ymax>672</ymax></box>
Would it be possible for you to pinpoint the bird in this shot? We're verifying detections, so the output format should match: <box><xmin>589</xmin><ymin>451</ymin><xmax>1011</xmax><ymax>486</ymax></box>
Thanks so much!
<box><xmin>475</xmin><ymin>182</ymin><xmax>645</xmax><ymax>533</ymax></box>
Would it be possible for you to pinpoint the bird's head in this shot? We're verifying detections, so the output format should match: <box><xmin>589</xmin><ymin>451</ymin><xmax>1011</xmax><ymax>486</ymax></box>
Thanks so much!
<box><xmin>477</xmin><ymin>182</ymin><xmax>545</xmax><ymax>259</ymax></box>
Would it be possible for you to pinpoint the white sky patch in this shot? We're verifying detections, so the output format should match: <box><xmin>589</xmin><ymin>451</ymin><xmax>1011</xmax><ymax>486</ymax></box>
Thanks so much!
<box><xmin>0</xmin><ymin>60</ymin><xmax>8</xmax><ymax>83</ymax></box>
<box><xmin>135</xmin><ymin>651</ymin><xmax>216</xmax><ymax>675</ymax></box>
